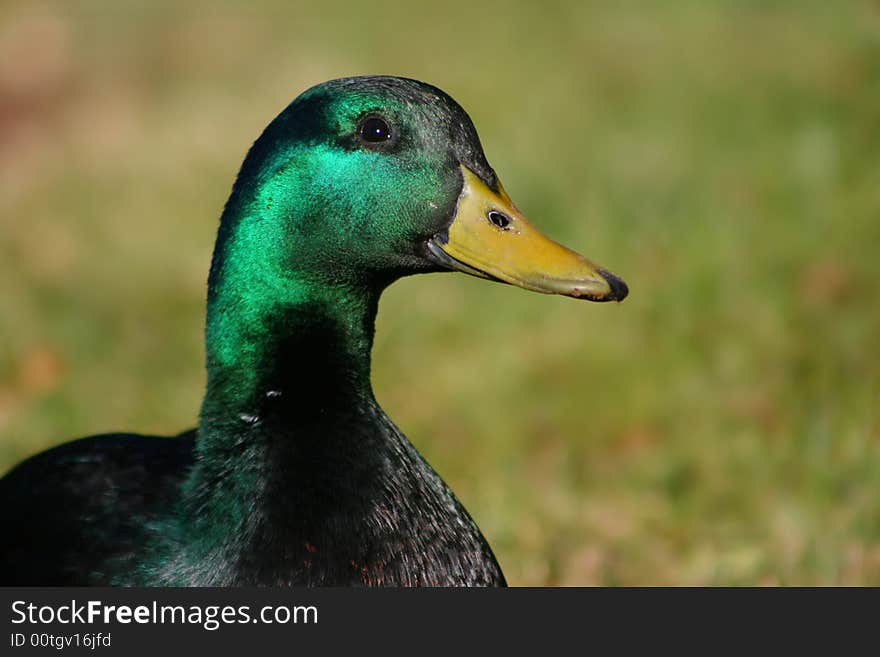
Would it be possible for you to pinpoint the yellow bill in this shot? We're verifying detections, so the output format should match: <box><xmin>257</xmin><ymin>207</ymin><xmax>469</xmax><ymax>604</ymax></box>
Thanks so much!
<box><xmin>427</xmin><ymin>166</ymin><xmax>628</xmax><ymax>302</ymax></box>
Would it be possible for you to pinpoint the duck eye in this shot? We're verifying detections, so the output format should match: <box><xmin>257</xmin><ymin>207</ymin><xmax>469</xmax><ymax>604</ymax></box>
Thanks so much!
<box><xmin>358</xmin><ymin>116</ymin><xmax>392</xmax><ymax>143</ymax></box>
<box><xmin>487</xmin><ymin>210</ymin><xmax>511</xmax><ymax>230</ymax></box>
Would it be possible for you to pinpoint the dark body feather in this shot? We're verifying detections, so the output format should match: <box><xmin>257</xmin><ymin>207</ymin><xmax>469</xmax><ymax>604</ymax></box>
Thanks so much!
<box><xmin>0</xmin><ymin>432</ymin><xmax>195</xmax><ymax>585</ymax></box>
<box><xmin>0</xmin><ymin>419</ymin><xmax>504</xmax><ymax>586</ymax></box>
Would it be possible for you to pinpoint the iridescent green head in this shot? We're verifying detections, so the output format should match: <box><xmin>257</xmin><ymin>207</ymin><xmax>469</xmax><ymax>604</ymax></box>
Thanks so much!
<box><xmin>209</xmin><ymin>75</ymin><xmax>627</xmax><ymax>304</ymax></box>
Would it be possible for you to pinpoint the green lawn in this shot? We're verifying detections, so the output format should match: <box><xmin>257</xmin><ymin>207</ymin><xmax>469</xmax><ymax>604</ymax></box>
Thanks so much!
<box><xmin>1</xmin><ymin>0</ymin><xmax>878</xmax><ymax>584</ymax></box>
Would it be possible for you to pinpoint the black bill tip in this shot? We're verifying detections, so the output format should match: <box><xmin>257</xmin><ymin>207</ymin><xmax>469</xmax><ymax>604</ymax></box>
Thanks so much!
<box><xmin>598</xmin><ymin>269</ymin><xmax>629</xmax><ymax>302</ymax></box>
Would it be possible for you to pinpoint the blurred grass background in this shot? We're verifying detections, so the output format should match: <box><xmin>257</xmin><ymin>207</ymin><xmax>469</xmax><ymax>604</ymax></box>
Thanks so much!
<box><xmin>1</xmin><ymin>0</ymin><xmax>878</xmax><ymax>585</ymax></box>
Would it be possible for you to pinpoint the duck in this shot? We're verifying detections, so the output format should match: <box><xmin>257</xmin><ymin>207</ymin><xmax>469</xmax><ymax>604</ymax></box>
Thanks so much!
<box><xmin>0</xmin><ymin>76</ymin><xmax>627</xmax><ymax>586</ymax></box>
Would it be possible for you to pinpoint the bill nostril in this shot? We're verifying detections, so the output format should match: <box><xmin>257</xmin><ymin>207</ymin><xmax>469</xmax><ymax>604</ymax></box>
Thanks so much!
<box><xmin>487</xmin><ymin>210</ymin><xmax>511</xmax><ymax>230</ymax></box>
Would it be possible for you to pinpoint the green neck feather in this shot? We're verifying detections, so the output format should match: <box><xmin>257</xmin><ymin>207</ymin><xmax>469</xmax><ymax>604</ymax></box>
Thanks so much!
<box><xmin>200</xmin><ymin>179</ymin><xmax>384</xmax><ymax>442</ymax></box>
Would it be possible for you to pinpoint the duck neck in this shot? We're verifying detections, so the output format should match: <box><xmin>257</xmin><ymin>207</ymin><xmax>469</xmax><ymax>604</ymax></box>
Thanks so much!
<box><xmin>165</xmin><ymin>268</ymin><xmax>391</xmax><ymax>580</ymax></box>
<box><xmin>198</xmin><ymin>179</ymin><xmax>386</xmax><ymax>446</ymax></box>
<box><xmin>199</xmin><ymin>275</ymin><xmax>380</xmax><ymax>446</ymax></box>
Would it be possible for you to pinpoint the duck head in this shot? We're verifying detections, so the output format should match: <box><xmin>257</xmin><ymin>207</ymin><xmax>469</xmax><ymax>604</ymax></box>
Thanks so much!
<box><xmin>211</xmin><ymin>76</ymin><xmax>627</xmax><ymax>303</ymax></box>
